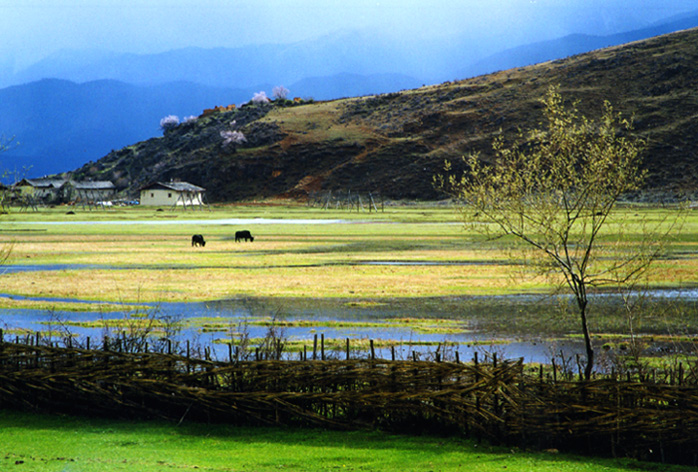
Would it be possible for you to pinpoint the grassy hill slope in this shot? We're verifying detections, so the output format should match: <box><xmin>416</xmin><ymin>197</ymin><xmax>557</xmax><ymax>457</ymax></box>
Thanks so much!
<box><xmin>71</xmin><ymin>27</ymin><xmax>698</xmax><ymax>201</ymax></box>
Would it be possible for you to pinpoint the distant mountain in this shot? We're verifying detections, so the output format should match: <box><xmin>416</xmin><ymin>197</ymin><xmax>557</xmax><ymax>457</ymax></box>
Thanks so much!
<box><xmin>7</xmin><ymin>11</ymin><xmax>698</xmax><ymax>91</ymax></box>
<box><xmin>70</xmin><ymin>27</ymin><xmax>698</xmax><ymax>202</ymax></box>
<box><xmin>460</xmin><ymin>13</ymin><xmax>698</xmax><ymax>78</ymax></box>
<box><xmin>0</xmin><ymin>79</ymin><xmax>252</xmax><ymax>177</ymax></box>
<box><xmin>4</xmin><ymin>31</ymin><xmax>443</xmax><ymax>89</ymax></box>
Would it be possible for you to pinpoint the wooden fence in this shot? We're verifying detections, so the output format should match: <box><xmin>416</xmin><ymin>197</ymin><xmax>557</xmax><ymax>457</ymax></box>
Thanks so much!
<box><xmin>0</xmin><ymin>339</ymin><xmax>696</xmax><ymax>465</ymax></box>
<box><xmin>307</xmin><ymin>190</ymin><xmax>384</xmax><ymax>212</ymax></box>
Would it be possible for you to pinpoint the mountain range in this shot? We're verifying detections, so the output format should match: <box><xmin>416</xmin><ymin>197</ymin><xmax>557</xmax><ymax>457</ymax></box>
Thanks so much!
<box><xmin>68</xmin><ymin>26</ymin><xmax>698</xmax><ymax>202</ymax></box>
<box><xmin>1</xmin><ymin>10</ymin><xmax>698</xmax><ymax>181</ymax></box>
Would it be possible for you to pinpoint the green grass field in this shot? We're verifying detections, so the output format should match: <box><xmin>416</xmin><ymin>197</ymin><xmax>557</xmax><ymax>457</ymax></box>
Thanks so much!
<box><xmin>1</xmin><ymin>409</ymin><xmax>692</xmax><ymax>472</ymax></box>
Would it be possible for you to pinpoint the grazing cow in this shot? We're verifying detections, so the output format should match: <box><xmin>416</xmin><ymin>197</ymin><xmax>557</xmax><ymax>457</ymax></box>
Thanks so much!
<box><xmin>191</xmin><ymin>234</ymin><xmax>206</xmax><ymax>247</ymax></box>
<box><xmin>235</xmin><ymin>230</ymin><xmax>254</xmax><ymax>242</ymax></box>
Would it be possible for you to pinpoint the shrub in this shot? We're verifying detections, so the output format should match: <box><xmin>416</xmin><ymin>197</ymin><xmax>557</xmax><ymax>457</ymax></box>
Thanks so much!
<box><xmin>159</xmin><ymin>115</ymin><xmax>180</xmax><ymax>133</ymax></box>
<box><xmin>251</xmin><ymin>91</ymin><xmax>270</xmax><ymax>104</ymax></box>
<box><xmin>221</xmin><ymin>129</ymin><xmax>247</xmax><ymax>150</ymax></box>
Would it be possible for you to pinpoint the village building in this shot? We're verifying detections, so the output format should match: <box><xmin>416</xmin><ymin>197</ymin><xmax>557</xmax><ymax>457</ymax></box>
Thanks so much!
<box><xmin>13</xmin><ymin>178</ymin><xmax>67</xmax><ymax>203</ymax></box>
<box><xmin>139</xmin><ymin>181</ymin><xmax>206</xmax><ymax>208</ymax></box>
<box><xmin>66</xmin><ymin>181</ymin><xmax>116</xmax><ymax>205</ymax></box>
<box><xmin>12</xmin><ymin>178</ymin><xmax>118</xmax><ymax>207</ymax></box>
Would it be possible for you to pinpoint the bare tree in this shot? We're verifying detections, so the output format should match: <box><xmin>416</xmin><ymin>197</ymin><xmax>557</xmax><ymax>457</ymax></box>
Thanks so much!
<box><xmin>0</xmin><ymin>135</ymin><xmax>13</xmax><ymax>153</ymax></box>
<box><xmin>436</xmin><ymin>86</ymin><xmax>679</xmax><ymax>379</ymax></box>
<box><xmin>272</xmin><ymin>85</ymin><xmax>290</xmax><ymax>100</ymax></box>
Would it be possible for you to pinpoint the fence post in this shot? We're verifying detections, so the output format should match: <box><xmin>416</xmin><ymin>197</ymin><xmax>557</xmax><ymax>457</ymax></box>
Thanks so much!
<box><xmin>370</xmin><ymin>340</ymin><xmax>375</xmax><ymax>360</ymax></box>
<box><xmin>679</xmin><ymin>362</ymin><xmax>684</xmax><ymax>385</ymax></box>
<box><xmin>346</xmin><ymin>338</ymin><xmax>350</xmax><ymax>360</ymax></box>
<box><xmin>313</xmin><ymin>334</ymin><xmax>318</xmax><ymax>360</ymax></box>
<box><xmin>187</xmin><ymin>341</ymin><xmax>192</xmax><ymax>374</ymax></box>
<box><xmin>321</xmin><ymin>334</ymin><xmax>325</xmax><ymax>361</ymax></box>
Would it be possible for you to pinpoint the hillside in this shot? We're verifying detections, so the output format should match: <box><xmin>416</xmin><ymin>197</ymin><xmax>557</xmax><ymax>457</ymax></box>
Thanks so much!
<box><xmin>0</xmin><ymin>74</ymin><xmax>422</xmax><ymax>179</ymax></box>
<box><xmin>71</xmin><ymin>27</ymin><xmax>698</xmax><ymax>202</ymax></box>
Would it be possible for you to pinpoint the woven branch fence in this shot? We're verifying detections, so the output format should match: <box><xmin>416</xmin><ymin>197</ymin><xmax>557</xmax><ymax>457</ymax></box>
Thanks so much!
<box><xmin>0</xmin><ymin>341</ymin><xmax>697</xmax><ymax>465</ymax></box>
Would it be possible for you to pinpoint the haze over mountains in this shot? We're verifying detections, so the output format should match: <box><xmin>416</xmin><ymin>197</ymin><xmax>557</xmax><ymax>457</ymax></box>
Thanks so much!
<box><xmin>1</xmin><ymin>7</ymin><xmax>698</xmax><ymax>179</ymax></box>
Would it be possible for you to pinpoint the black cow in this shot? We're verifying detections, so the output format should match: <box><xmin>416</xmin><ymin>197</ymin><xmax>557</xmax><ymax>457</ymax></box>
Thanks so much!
<box><xmin>235</xmin><ymin>230</ymin><xmax>254</xmax><ymax>242</ymax></box>
<box><xmin>191</xmin><ymin>234</ymin><xmax>206</xmax><ymax>247</ymax></box>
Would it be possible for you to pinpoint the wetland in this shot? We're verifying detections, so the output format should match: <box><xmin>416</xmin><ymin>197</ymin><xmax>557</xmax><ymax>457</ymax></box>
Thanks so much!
<box><xmin>1</xmin><ymin>204</ymin><xmax>697</xmax><ymax>367</ymax></box>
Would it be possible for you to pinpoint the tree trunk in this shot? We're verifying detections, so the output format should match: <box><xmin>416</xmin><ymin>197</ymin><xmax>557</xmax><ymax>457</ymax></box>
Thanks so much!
<box><xmin>579</xmin><ymin>300</ymin><xmax>594</xmax><ymax>380</ymax></box>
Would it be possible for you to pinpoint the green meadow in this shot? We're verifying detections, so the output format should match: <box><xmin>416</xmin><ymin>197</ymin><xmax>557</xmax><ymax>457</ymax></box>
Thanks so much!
<box><xmin>1</xmin><ymin>410</ymin><xmax>693</xmax><ymax>472</ymax></box>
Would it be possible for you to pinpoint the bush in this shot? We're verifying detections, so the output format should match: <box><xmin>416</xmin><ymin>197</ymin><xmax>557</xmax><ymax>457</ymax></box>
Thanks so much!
<box><xmin>159</xmin><ymin>115</ymin><xmax>180</xmax><ymax>133</ymax></box>
<box><xmin>251</xmin><ymin>91</ymin><xmax>270</xmax><ymax>104</ymax></box>
<box><xmin>221</xmin><ymin>129</ymin><xmax>247</xmax><ymax>150</ymax></box>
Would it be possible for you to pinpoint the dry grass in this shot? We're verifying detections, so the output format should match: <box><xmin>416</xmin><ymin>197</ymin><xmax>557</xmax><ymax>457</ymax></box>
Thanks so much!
<box><xmin>0</xmin><ymin>205</ymin><xmax>695</xmax><ymax>303</ymax></box>
<box><xmin>0</xmin><ymin>263</ymin><xmax>523</xmax><ymax>302</ymax></box>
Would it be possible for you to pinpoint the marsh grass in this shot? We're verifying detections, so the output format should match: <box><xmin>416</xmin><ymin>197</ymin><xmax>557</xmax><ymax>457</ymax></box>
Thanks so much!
<box><xmin>1</xmin><ymin>204</ymin><xmax>698</xmax><ymax>335</ymax></box>
<box><xmin>193</xmin><ymin>316</ymin><xmax>468</xmax><ymax>332</ymax></box>
<box><xmin>0</xmin><ymin>295</ymin><xmax>136</xmax><ymax>312</ymax></box>
<box><xmin>210</xmin><ymin>336</ymin><xmax>505</xmax><ymax>355</ymax></box>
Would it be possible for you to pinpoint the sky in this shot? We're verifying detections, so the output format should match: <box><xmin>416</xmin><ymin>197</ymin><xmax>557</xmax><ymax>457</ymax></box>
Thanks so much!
<box><xmin>1</xmin><ymin>0</ymin><xmax>696</xmax><ymax>71</ymax></box>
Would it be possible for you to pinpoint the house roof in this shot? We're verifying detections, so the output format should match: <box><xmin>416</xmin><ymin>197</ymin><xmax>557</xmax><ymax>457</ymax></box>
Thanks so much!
<box><xmin>14</xmin><ymin>178</ymin><xmax>67</xmax><ymax>189</ymax></box>
<box><xmin>70</xmin><ymin>181</ymin><xmax>115</xmax><ymax>190</ymax></box>
<box><xmin>140</xmin><ymin>181</ymin><xmax>205</xmax><ymax>192</ymax></box>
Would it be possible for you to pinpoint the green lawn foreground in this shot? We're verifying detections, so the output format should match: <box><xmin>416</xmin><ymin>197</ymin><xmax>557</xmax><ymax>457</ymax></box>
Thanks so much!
<box><xmin>0</xmin><ymin>410</ymin><xmax>689</xmax><ymax>472</ymax></box>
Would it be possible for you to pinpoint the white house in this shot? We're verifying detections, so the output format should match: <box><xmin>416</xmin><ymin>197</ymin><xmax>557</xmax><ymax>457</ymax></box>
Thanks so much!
<box><xmin>139</xmin><ymin>181</ymin><xmax>206</xmax><ymax>207</ymax></box>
